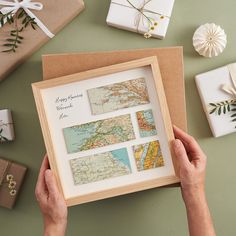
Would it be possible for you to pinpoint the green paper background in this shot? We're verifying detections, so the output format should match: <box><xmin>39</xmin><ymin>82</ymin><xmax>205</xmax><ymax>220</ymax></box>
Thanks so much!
<box><xmin>0</xmin><ymin>0</ymin><xmax>236</xmax><ymax>235</ymax></box>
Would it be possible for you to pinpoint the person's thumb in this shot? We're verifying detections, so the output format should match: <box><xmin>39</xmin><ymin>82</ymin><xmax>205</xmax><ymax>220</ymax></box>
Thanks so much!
<box><xmin>173</xmin><ymin>139</ymin><xmax>190</xmax><ymax>169</ymax></box>
<box><xmin>45</xmin><ymin>169</ymin><xmax>59</xmax><ymax>199</ymax></box>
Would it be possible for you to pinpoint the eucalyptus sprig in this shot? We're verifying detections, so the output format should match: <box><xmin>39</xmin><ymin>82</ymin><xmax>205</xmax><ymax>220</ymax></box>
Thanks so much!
<box><xmin>1</xmin><ymin>8</ymin><xmax>38</xmax><ymax>53</ymax></box>
<box><xmin>2</xmin><ymin>28</ymin><xmax>23</xmax><ymax>53</ymax></box>
<box><xmin>209</xmin><ymin>99</ymin><xmax>236</xmax><ymax>127</ymax></box>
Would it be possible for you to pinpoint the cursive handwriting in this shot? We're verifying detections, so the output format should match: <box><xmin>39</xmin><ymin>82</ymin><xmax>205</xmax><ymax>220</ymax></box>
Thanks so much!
<box><xmin>54</xmin><ymin>93</ymin><xmax>83</xmax><ymax>120</ymax></box>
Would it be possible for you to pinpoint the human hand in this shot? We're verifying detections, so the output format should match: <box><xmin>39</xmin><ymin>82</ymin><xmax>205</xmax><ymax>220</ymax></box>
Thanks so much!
<box><xmin>35</xmin><ymin>155</ymin><xmax>68</xmax><ymax>236</ymax></box>
<box><xmin>172</xmin><ymin>126</ymin><xmax>207</xmax><ymax>203</ymax></box>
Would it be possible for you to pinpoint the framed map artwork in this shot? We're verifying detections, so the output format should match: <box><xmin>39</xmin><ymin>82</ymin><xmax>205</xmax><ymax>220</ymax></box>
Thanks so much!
<box><xmin>32</xmin><ymin>57</ymin><xmax>179</xmax><ymax>206</ymax></box>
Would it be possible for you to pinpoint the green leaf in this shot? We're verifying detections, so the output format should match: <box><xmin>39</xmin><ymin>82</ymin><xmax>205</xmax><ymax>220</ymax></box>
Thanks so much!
<box><xmin>24</xmin><ymin>21</ymin><xmax>29</xmax><ymax>28</ymax></box>
<box><xmin>227</xmin><ymin>104</ymin><xmax>231</xmax><ymax>112</ymax></box>
<box><xmin>3</xmin><ymin>137</ymin><xmax>9</xmax><ymax>141</ymax></box>
<box><xmin>209</xmin><ymin>103</ymin><xmax>217</xmax><ymax>107</ymax></box>
<box><xmin>31</xmin><ymin>23</ymin><xmax>36</xmax><ymax>30</ymax></box>
<box><xmin>3</xmin><ymin>43</ymin><xmax>14</xmax><ymax>47</ymax></box>
<box><xmin>18</xmin><ymin>9</ymin><xmax>25</xmax><ymax>19</ymax></box>
<box><xmin>7</xmin><ymin>16</ymin><xmax>12</xmax><ymax>24</ymax></box>
<box><xmin>231</xmin><ymin>113</ymin><xmax>236</xmax><ymax>118</ymax></box>
<box><xmin>232</xmin><ymin>118</ymin><xmax>236</xmax><ymax>122</ymax></box>
<box><xmin>22</xmin><ymin>16</ymin><xmax>28</xmax><ymax>24</ymax></box>
<box><xmin>223</xmin><ymin>105</ymin><xmax>226</xmax><ymax>114</ymax></box>
<box><xmin>218</xmin><ymin>107</ymin><xmax>222</xmax><ymax>115</ymax></box>
<box><xmin>6</xmin><ymin>38</ymin><xmax>15</xmax><ymax>42</ymax></box>
<box><xmin>2</xmin><ymin>49</ymin><xmax>13</xmax><ymax>52</ymax></box>
<box><xmin>209</xmin><ymin>107</ymin><xmax>217</xmax><ymax>114</ymax></box>
<box><xmin>0</xmin><ymin>129</ymin><xmax>3</xmax><ymax>134</ymax></box>
<box><xmin>0</xmin><ymin>17</ymin><xmax>4</xmax><ymax>26</ymax></box>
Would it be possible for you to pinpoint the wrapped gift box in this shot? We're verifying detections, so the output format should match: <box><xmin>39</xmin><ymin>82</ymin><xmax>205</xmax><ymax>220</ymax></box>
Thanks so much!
<box><xmin>0</xmin><ymin>0</ymin><xmax>85</xmax><ymax>81</ymax></box>
<box><xmin>195</xmin><ymin>63</ymin><xmax>236</xmax><ymax>137</ymax></box>
<box><xmin>106</xmin><ymin>0</ymin><xmax>175</xmax><ymax>39</ymax></box>
<box><xmin>0</xmin><ymin>158</ymin><xmax>27</xmax><ymax>209</ymax></box>
<box><xmin>0</xmin><ymin>109</ymin><xmax>15</xmax><ymax>142</ymax></box>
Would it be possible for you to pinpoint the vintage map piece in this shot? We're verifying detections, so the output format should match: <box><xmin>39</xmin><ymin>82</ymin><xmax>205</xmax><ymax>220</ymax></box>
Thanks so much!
<box><xmin>63</xmin><ymin>114</ymin><xmax>135</xmax><ymax>153</ymax></box>
<box><xmin>70</xmin><ymin>148</ymin><xmax>131</xmax><ymax>185</ymax></box>
<box><xmin>133</xmin><ymin>141</ymin><xmax>164</xmax><ymax>171</ymax></box>
<box><xmin>87</xmin><ymin>77</ymin><xmax>150</xmax><ymax>115</ymax></box>
<box><xmin>136</xmin><ymin>109</ymin><xmax>157</xmax><ymax>137</ymax></box>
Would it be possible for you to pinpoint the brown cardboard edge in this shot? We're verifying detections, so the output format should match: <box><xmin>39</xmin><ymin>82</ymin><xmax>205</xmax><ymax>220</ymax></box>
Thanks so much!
<box><xmin>42</xmin><ymin>46</ymin><xmax>183</xmax><ymax>62</ymax></box>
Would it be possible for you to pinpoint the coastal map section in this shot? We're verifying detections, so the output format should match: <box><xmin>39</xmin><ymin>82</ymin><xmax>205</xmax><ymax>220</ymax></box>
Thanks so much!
<box><xmin>87</xmin><ymin>77</ymin><xmax>150</xmax><ymax>115</ymax></box>
<box><xmin>133</xmin><ymin>141</ymin><xmax>164</xmax><ymax>171</ymax></box>
<box><xmin>136</xmin><ymin>109</ymin><xmax>157</xmax><ymax>137</ymax></box>
<box><xmin>63</xmin><ymin>114</ymin><xmax>135</xmax><ymax>153</ymax></box>
<box><xmin>70</xmin><ymin>148</ymin><xmax>131</xmax><ymax>185</ymax></box>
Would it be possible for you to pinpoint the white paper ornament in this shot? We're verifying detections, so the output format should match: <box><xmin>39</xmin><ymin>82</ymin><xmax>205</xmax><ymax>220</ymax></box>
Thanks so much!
<box><xmin>193</xmin><ymin>23</ymin><xmax>227</xmax><ymax>58</ymax></box>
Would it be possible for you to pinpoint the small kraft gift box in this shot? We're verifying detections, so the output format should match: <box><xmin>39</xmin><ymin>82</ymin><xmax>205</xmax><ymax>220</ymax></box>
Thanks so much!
<box><xmin>0</xmin><ymin>158</ymin><xmax>27</xmax><ymax>209</ymax></box>
<box><xmin>0</xmin><ymin>109</ymin><xmax>15</xmax><ymax>142</ymax></box>
<box><xmin>106</xmin><ymin>0</ymin><xmax>175</xmax><ymax>39</ymax></box>
<box><xmin>195</xmin><ymin>63</ymin><xmax>236</xmax><ymax>137</ymax></box>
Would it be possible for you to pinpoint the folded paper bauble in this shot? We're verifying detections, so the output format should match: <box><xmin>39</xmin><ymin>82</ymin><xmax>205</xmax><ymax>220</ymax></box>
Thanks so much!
<box><xmin>193</xmin><ymin>23</ymin><xmax>227</xmax><ymax>58</ymax></box>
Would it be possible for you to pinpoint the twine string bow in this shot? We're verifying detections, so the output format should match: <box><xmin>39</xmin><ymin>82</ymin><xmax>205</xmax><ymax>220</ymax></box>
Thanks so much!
<box><xmin>221</xmin><ymin>64</ymin><xmax>236</xmax><ymax>98</ymax></box>
<box><xmin>131</xmin><ymin>0</ymin><xmax>153</xmax><ymax>32</ymax></box>
<box><xmin>0</xmin><ymin>0</ymin><xmax>54</xmax><ymax>38</ymax></box>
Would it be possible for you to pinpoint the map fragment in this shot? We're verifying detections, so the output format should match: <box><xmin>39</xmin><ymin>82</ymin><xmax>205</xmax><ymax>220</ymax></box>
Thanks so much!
<box><xmin>70</xmin><ymin>148</ymin><xmax>131</xmax><ymax>185</ymax></box>
<box><xmin>133</xmin><ymin>141</ymin><xmax>164</xmax><ymax>171</ymax></box>
<box><xmin>63</xmin><ymin>114</ymin><xmax>135</xmax><ymax>153</ymax></box>
<box><xmin>136</xmin><ymin>109</ymin><xmax>157</xmax><ymax>137</ymax></box>
<box><xmin>87</xmin><ymin>77</ymin><xmax>150</xmax><ymax>115</ymax></box>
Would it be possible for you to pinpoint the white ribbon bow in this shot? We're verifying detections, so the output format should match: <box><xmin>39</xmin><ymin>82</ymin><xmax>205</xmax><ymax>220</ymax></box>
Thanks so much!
<box><xmin>0</xmin><ymin>0</ymin><xmax>54</xmax><ymax>38</ymax></box>
<box><xmin>221</xmin><ymin>64</ymin><xmax>236</xmax><ymax>97</ymax></box>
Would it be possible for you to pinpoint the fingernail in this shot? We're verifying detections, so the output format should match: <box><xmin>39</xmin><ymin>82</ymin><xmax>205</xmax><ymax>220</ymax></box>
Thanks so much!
<box><xmin>45</xmin><ymin>169</ymin><xmax>52</xmax><ymax>179</ymax></box>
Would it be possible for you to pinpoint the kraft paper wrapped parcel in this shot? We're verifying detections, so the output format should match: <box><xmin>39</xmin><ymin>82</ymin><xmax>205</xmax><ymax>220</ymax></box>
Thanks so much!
<box><xmin>0</xmin><ymin>0</ymin><xmax>85</xmax><ymax>81</ymax></box>
<box><xmin>0</xmin><ymin>158</ymin><xmax>27</xmax><ymax>209</ymax></box>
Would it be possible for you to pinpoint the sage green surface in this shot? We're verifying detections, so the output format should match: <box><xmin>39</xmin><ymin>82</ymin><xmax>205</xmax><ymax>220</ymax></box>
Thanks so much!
<box><xmin>0</xmin><ymin>0</ymin><xmax>235</xmax><ymax>235</ymax></box>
